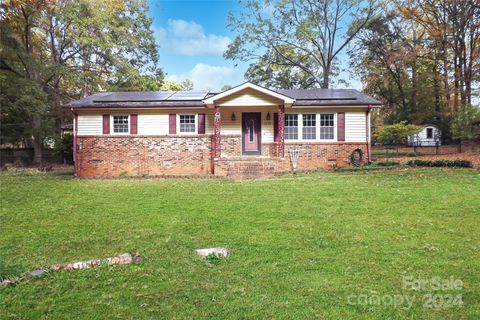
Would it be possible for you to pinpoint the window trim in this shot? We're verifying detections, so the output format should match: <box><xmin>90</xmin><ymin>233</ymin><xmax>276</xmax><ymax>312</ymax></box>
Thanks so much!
<box><xmin>318</xmin><ymin>113</ymin><xmax>336</xmax><ymax>141</ymax></box>
<box><xmin>284</xmin><ymin>112</ymin><xmax>337</xmax><ymax>142</ymax></box>
<box><xmin>110</xmin><ymin>114</ymin><xmax>130</xmax><ymax>135</ymax></box>
<box><xmin>177</xmin><ymin>114</ymin><xmax>198</xmax><ymax>134</ymax></box>
<box><xmin>284</xmin><ymin>113</ymin><xmax>299</xmax><ymax>141</ymax></box>
<box><xmin>426</xmin><ymin>127</ymin><xmax>434</xmax><ymax>139</ymax></box>
<box><xmin>302</xmin><ymin>113</ymin><xmax>317</xmax><ymax>140</ymax></box>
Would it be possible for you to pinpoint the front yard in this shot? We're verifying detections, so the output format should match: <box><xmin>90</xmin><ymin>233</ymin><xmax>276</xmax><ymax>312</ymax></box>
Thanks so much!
<box><xmin>1</xmin><ymin>168</ymin><xmax>479</xmax><ymax>319</ymax></box>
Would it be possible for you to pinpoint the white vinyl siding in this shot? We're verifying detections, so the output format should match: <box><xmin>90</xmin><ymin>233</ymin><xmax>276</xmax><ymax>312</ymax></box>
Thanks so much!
<box><xmin>345</xmin><ymin>112</ymin><xmax>366</xmax><ymax>142</ymax></box>
<box><xmin>137</xmin><ymin>114</ymin><xmax>169</xmax><ymax>135</ymax></box>
<box><xmin>77</xmin><ymin>115</ymin><xmax>103</xmax><ymax>135</ymax></box>
<box><xmin>216</xmin><ymin>88</ymin><xmax>282</xmax><ymax>107</ymax></box>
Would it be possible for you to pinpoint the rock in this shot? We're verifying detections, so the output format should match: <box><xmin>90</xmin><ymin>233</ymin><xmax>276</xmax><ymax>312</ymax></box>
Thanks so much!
<box><xmin>195</xmin><ymin>247</ymin><xmax>229</xmax><ymax>258</ymax></box>
<box><xmin>29</xmin><ymin>268</ymin><xmax>47</xmax><ymax>277</ymax></box>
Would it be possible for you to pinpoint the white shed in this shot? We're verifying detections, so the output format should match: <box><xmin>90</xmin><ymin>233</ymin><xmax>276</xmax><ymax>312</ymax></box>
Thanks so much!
<box><xmin>409</xmin><ymin>124</ymin><xmax>442</xmax><ymax>146</ymax></box>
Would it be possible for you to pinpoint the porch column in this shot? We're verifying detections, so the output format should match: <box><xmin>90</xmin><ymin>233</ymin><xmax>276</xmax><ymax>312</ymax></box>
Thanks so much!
<box><xmin>278</xmin><ymin>105</ymin><xmax>285</xmax><ymax>158</ymax></box>
<box><xmin>213</xmin><ymin>105</ymin><xmax>221</xmax><ymax>158</ymax></box>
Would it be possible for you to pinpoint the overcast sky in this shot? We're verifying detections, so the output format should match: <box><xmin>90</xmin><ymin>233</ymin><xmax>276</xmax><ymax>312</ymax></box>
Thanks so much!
<box><xmin>149</xmin><ymin>0</ymin><xmax>362</xmax><ymax>91</ymax></box>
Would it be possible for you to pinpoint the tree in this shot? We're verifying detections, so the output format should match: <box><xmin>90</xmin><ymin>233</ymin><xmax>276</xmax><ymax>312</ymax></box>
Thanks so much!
<box><xmin>159</xmin><ymin>81</ymin><xmax>183</xmax><ymax>91</ymax></box>
<box><xmin>0</xmin><ymin>73</ymin><xmax>53</xmax><ymax>158</ymax></box>
<box><xmin>451</xmin><ymin>104</ymin><xmax>480</xmax><ymax>145</ymax></box>
<box><xmin>377</xmin><ymin>122</ymin><xmax>422</xmax><ymax>146</ymax></box>
<box><xmin>181</xmin><ymin>79</ymin><xmax>194</xmax><ymax>91</ymax></box>
<box><xmin>221</xmin><ymin>84</ymin><xmax>233</xmax><ymax>91</ymax></box>
<box><xmin>225</xmin><ymin>0</ymin><xmax>378</xmax><ymax>89</ymax></box>
<box><xmin>0</xmin><ymin>0</ymin><xmax>160</xmax><ymax>164</ymax></box>
<box><xmin>352</xmin><ymin>0</ymin><xmax>480</xmax><ymax>131</ymax></box>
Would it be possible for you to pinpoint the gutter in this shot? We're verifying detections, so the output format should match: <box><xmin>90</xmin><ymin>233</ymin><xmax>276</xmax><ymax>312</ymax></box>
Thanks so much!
<box><xmin>366</xmin><ymin>105</ymin><xmax>372</xmax><ymax>164</ymax></box>
<box><xmin>70</xmin><ymin>108</ymin><xmax>78</xmax><ymax>177</ymax></box>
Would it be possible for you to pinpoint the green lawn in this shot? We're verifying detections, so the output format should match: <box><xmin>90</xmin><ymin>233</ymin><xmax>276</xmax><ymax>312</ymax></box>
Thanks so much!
<box><xmin>1</xmin><ymin>168</ymin><xmax>479</xmax><ymax>319</ymax></box>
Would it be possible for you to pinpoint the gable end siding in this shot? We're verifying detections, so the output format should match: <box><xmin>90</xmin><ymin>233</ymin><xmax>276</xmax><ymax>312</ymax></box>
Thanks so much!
<box><xmin>345</xmin><ymin>112</ymin><xmax>367</xmax><ymax>142</ymax></box>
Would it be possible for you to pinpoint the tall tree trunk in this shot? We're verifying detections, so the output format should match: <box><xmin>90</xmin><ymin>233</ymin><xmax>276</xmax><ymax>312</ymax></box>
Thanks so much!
<box><xmin>32</xmin><ymin>114</ymin><xmax>42</xmax><ymax>165</ymax></box>
<box><xmin>321</xmin><ymin>65</ymin><xmax>330</xmax><ymax>89</ymax></box>
<box><xmin>81</xmin><ymin>49</ymin><xmax>90</xmax><ymax>98</ymax></box>
<box><xmin>433</xmin><ymin>52</ymin><xmax>441</xmax><ymax>115</ymax></box>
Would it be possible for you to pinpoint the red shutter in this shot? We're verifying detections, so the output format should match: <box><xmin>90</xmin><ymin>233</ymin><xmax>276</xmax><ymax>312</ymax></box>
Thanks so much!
<box><xmin>337</xmin><ymin>112</ymin><xmax>345</xmax><ymax>141</ymax></box>
<box><xmin>130</xmin><ymin>114</ymin><xmax>138</xmax><ymax>134</ymax></box>
<box><xmin>102</xmin><ymin>114</ymin><xmax>110</xmax><ymax>134</ymax></box>
<box><xmin>198</xmin><ymin>113</ymin><xmax>205</xmax><ymax>134</ymax></box>
<box><xmin>169</xmin><ymin>114</ymin><xmax>176</xmax><ymax>134</ymax></box>
<box><xmin>273</xmin><ymin>113</ymin><xmax>279</xmax><ymax>142</ymax></box>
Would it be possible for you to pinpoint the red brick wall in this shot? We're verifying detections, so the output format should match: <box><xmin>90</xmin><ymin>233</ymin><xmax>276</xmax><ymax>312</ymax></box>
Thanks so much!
<box><xmin>76</xmin><ymin>136</ymin><xmax>368</xmax><ymax>177</ymax></box>
<box><xmin>76</xmin><ymin>135</ymin><xmax>212</xmax><ymax>177</ymax></box>
<box><xmin>279</xmin><ymin>142</ymin><xmax>369</xmax><ymax>172</ymax></box>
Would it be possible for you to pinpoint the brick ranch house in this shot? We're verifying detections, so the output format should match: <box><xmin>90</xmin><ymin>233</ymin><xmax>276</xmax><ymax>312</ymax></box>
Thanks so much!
<box><xmin>65</xmin><ymin>82</ymin><xmax>381</xmax><ymax>178</ymax></box>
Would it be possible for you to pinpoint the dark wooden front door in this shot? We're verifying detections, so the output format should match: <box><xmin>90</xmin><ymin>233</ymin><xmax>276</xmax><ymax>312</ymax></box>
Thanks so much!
<box><xmin>242</xmin><ymin>112</ymin><xmax>261</xmax><ymax>155</ymax></box>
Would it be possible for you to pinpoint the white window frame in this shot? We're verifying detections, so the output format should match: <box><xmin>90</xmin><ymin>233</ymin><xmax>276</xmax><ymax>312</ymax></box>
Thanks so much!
<box><xmin>177</xmin><ymin>114</ymin><xmax>198</xmax><ymax>134</ymax></box>
<box><xmin>318</xmin><ymin>113</ymin><xmax>336</xmax><ymax>141</ymax></box>
<box><xmin>426</xmin><ymin>127</ymin><xmax>434</xmax><ymax>139</ymax></box>
<box><xmin>284</xmin><ymin>112</ymin><xmax>337</xmax><ymax>142</ymax></box>
<box><xmin>302</xmin><ymin>113</ymin><xmax>317</xmax><ymax>140</ymax></box>
<box><xmin>284</xmin><ymin>113</ymin><xmax>299</xmax><ymax>140</ymax></box>
<box><xmin>110</xmin><ymin>114</ymin><xmax>130</xmax><ymax>135</ymax></box>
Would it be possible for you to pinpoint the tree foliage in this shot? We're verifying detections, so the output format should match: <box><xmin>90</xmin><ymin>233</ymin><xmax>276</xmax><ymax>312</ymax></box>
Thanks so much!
<box><xmin>225</xmin><ymin>0</ymin><xmax>378</xmax><ymax>89</ymax></box>
<box><xmin>350</xmin><ymin>0</ymin><xmax>480</xmax><ymax>139</ymax></box>
<box><xmin>377</xmin><ymin>121</ymin><xmax>422</xmax><ymax>145</ymax></box>
<box><xmin>0</xmin><ymin>0</ymin><xmax>160</xmax><ymax>163</ymax></box>
<box><xmin>451</xmin><ymin>105</ymin><xmax>480</xmax><ymax>142</ymax></box>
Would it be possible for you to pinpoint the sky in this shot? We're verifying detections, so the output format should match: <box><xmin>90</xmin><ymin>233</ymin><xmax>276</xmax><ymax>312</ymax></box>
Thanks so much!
<box><xmin>148</xmin><ymin>0</ymin><xmax>361</xmax><ymax>91</ymax></box>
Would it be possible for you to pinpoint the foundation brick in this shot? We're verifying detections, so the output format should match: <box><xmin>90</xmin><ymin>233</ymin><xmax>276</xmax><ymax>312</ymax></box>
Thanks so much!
<box><xmin>75</xmin><ymin>135</ymin><xmax>368</xmax><ymax>178</ymax></box>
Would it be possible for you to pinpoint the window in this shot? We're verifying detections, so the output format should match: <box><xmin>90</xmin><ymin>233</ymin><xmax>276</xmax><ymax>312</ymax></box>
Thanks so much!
<box><xmin>179</xmin><ymin>115</ymin><xmax>196</xmax><ymax>133</ymax></box>
<box><xmin>426</xmin><ymin>128</ymin><xmax>433</xmax><ymax>139</ymax></box>
<box><xmin>320</xmin><ymin>114</ymin><xmax>334</xmax><ymax>140</ymax></box>
<box><xmin>113</xmin><ymin>115</ymin><xmax>129</xmax><ymax>133</ymax></box>
<box><xmin>249</xmin><ymin>119</ymin><xmax>255</xmax><ymax>142</ymax></box>
<box><xmin>285</xmin><ymin>114</ymin><xmax>298</xmax><ymax>140</ymax></box>
<box><xmin>302</xmin><ymin>114</ymin><xmax>316</xmax><ymax>140</ymax></box>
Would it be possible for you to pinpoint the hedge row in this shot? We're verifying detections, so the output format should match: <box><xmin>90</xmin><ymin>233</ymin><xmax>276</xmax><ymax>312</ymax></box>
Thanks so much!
<box><xmin>407</xmin><ymin>159</ymin><xmax>472</xmax><ymax>168</ymax></box>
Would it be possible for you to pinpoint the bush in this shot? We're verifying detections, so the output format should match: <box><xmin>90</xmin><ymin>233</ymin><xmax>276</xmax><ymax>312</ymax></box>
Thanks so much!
<box><xmin>53</xmin><ymin>134</ymin><xmax>73</xmax><ymax>164</ymax></box>
<box><xmin>375</xmin><ymin>161</ymin><xmax>400</xmax><ymax>167</ymax></box>
<box><xmin>407</xmin><ymin>159</ymin><xmax>472</xmax><ymax>168</ymax></box>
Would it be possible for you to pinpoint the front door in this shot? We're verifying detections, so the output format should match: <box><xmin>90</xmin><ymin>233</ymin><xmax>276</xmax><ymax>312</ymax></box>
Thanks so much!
<box><xmin>242</xmin><ymin>112</ymin><xmax>261</xmax><ymax>155</ymax></box>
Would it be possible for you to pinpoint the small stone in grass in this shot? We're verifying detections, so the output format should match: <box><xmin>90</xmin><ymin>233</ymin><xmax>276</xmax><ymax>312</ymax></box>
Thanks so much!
<box><xmin>195</xmin><ymin>247</ymin><xmax>229</xmax><ymax>258</ymax></box>
<box><xmin>28</xmin><ymin>268</ymin><xmax>47</xmax><ymax>277</ymax></box>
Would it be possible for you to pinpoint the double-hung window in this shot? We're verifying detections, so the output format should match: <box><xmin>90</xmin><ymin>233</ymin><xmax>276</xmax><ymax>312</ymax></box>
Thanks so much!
<box><xmin>302</xmin><ymin>114</ymin><xmax>316</xmax><ymax>140</ymax></box>
<box><xmin>179</xmin><ymin>115</ymin><xmax>196</xmax><ymax>133</ymax></box>
<box><xmin>285</xmin><ymin>114</ymin><xmax>298</xmax><ymax>140</ymax></box>
<box><xmin>320</xmin><ymin>114</ymin><xmax>335</xmax><ymax>140</ymax></box>
<box><xmin>113</xmin><ymin>115</ymin><xmax>129</xmax><ymax>133</ymax></box>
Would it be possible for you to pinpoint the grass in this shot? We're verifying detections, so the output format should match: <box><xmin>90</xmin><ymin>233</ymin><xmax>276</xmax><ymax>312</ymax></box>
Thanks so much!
<box><xmin>1</xmin><ymin>168</ymin><xmax>479</xmax><ymax>319</ymax></box>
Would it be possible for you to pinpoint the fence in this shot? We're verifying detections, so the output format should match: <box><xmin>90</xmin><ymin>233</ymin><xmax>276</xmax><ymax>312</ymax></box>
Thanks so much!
<box><xmin>0</xmin><ymin>148</ymin><xmax>65</xmax><ymax>166</ymax></box>
<box><xmin>371</xmin><ymin>141</ymin><xmax>479</xmax><ymax>160</ymax></box>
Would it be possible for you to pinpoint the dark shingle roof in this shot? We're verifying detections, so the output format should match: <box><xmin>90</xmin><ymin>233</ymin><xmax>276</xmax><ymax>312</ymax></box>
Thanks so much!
<box><xmin>65</xmin><ymin>91</ymin><xmax>208</xmax><ymax>108</ymax></box>
<box><xmin>276</xmin><ymin>88</ymin><xmax>381</xmax><ymax>106</ymax></box>
<box><xmin>64</xmin><ymin>87</ymin><xmax>381</xmax><ymax>108</ymax></box>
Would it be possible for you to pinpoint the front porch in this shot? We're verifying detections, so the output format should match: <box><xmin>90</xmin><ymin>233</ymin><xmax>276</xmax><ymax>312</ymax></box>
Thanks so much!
<box><xmin>204</xmin><ymin>83</ymin><xmax>294</xmax><ymax>177</ymax></box>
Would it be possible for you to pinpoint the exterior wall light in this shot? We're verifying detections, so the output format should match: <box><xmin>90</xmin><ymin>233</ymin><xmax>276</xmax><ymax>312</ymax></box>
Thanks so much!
<box><xmin>231</xmin><ymin>112</ymin><xmax>236</xmax><ymax>121</ymax></box>
<box><xmin>266</xmin><ymin>112</ymin><xmax>271</xmax><ymax>121</ymax></box>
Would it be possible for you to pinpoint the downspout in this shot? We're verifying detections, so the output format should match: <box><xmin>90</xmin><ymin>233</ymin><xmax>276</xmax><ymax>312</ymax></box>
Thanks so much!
<box><xmin>366</xmin><ymin>105</ymin><xmax>372</xmax><ymax>164</ymax></box>
<box><xmin>71</xmin><ymin>108</ymin><xmax>78</xmax><ymax>176</ymax></box>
